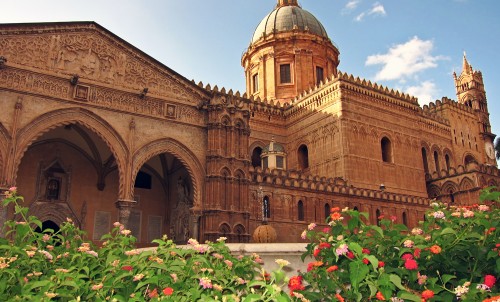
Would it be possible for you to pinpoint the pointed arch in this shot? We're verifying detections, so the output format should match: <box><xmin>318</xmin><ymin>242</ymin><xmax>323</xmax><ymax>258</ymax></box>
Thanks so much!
<box><xmin>132</xmin><ymin>138</ymin><xmax>205</xmax><ymax>207</ymax></box>
<box><xmin>459</xmin><ymin>177</ymin><xmax>474</xmax><ymax>191</ymax></box>
<box><xmin>13</xmin><ymin>108</ymin><xmax>127</xmax><ymax>196</ymax></box>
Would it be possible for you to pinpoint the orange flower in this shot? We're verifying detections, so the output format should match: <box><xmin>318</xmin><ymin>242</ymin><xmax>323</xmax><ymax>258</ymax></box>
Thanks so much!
<box><xmin>307</xmin><ymin>261</ymin><xmax>324</xmax><ymax>271</ymax></box>
<box><xmin>330</xmin><ymin>207</ymin><xmax>340</xmax><ymax>213</ymax></box>
<box><xmin>422</xmin><ymin>289</ymin><xmax>434</xmax><ymax>299</ymax></box>
<box><xmin>429</xmin><ymin>245</ymin><xmax>441</xmax><ymax>254</ymax></box>
<box><xmin>330</xmin><ymin>212</ymin><xmax>342</xmax><ymax>221</ymax></box>
<box><xmin>335</xmin><ymin>293</ymin><xmax>345</xmax><ymax>302</ymax></box>
<box><xmin>376</xmin><ymin>291</ymin><xmax>386</xmax><ymax>300</ymax></box>
<box><xmin>483</xmin><ymin>296</ymin><xmax>500</xmax><ymax>302</ymax></box>
<box><xmin>326</xmin><ymin>265</ymin><xmax>338</xmax><ymax>272</ymax></box>
<box><xmin>162</xmin><ymin>287</ymin><xmax>174</xmax><ymax>296</ymax></box>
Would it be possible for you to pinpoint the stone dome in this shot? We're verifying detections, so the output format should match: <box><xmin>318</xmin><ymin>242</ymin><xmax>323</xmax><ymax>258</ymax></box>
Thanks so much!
<box><xmin>252</xmin><ymin>223</ymin><xmax>278</xmax><ymax>243</ymax></box>
<box><xmin>251</xmin><ymin>4</ymin><xmax>329</xmax><ymax>44</ymax></box>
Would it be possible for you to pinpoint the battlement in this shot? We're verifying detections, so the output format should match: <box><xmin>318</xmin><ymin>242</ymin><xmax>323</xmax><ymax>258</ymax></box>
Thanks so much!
<box><xmin>249</xmin><ymin>166</ymin><xmax>430</xmax><ymax>206</ymax></box>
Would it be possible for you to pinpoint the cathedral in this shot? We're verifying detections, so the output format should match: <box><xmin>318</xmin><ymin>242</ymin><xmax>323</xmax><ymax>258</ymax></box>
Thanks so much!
<box><xmin>0</xmin><ymin>0</ymin><xmax>498</xmax><ymax>244</ymax></box>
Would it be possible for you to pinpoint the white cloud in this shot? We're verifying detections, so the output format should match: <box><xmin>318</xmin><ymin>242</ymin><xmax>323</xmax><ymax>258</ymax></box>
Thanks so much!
<box><xmin>404</xmin><ymin>81</ymin><xmax>439</xmax><ymax>105</ymax></box>
<box><xmin>365</xmin><ymin>36</ymin><xmax>447</xmax><ymax>81</ymax></box>
<box><xmin>368</xmin><ymin>2</ymin><xmax>386</xmax><ymax>16</ymax></box>
<box><xmin>345</xmin><ymin>0</ymin><xmax>361</xmax><ymax>10</ymax></box>
<box><xmin>355</xmin><ymin>12</ymin><xmax>366</xmax><ymax>21</ymax></box>
<box><xmin>353</xmin><ymin>2</ymin><xmax>386</xmax><ymax>21</ymax></box>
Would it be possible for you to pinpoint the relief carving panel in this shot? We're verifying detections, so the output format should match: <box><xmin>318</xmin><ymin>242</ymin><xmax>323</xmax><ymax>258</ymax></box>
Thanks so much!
<box><xmin>0</xmin><ymin>28</ymin><xmax>202</xmax><ymax>103</ymax></box>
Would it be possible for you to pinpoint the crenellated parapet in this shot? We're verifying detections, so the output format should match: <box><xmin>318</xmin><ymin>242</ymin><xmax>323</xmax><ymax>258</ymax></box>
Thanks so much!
<box><xmin>250</xmin><ymin>166</ymin><xmax>430</xmax><ymax>206</ymax></box>
<box><xmin>423</xmin><ymin>96</ymin><xmax>475</xmax><ymax>115</ymax></box>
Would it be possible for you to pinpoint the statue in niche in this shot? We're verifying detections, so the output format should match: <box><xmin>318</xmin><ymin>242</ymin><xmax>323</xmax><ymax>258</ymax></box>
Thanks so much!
<box><xmin>46</xmin><ymin>178</ymin><xmax>60</xmax><ymax>201</ymax></box>
<box><xmin>171</xmin><ymin>176</ymin><xmax>191</xmax><ymax>243</ymax></box>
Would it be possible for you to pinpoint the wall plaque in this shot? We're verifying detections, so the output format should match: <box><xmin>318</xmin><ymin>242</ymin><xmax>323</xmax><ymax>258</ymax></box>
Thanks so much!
<box><xmin>93</xmin><ymin>211</ymin><xmax>110</xmax><ymax>240</ymax></box>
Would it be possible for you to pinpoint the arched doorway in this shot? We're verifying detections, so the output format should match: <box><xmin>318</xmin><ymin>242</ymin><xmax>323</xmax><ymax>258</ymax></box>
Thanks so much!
<box><xmin>16</xmin><ymin>123</ymin><xmax>119</xmax><ymax>240</ymax></box>
<box><xmin>35</xmin><ymin>220</ymin><xmax>61</xmax><ymax>234</ymax></box>
<box><xmin>132</xmin><ymin>152</ymin><xmax>195</xmax><ymax>245</ymax></box>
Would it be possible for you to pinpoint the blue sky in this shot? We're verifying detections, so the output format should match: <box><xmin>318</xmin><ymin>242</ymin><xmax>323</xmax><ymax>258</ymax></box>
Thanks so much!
<box><xmin>3</xmin><ymin>0</ymin><xmax>500</xmax><ymax>141</ymax></box>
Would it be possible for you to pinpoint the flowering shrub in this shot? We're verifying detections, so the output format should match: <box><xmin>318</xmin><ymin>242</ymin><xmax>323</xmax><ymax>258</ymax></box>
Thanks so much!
<box><xmin>0</xmin><ymin>188</ymin><xmax>291</xmax><ymax>301</ymax></box>
<box><xmin>295</xmin><ymin>188</ymin><xmax>500</xmax><ymax>302</ymax></box>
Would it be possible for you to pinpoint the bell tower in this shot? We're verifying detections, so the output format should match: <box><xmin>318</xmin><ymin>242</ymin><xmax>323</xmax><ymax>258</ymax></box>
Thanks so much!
<box><xmin>453</xmin><ymin>53</ymin><xmax>496</xmax><ymax>164</ymax></box>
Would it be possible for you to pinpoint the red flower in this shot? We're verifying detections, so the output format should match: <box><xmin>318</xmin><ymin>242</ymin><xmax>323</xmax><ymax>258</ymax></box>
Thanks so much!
<box><xmin>414</xmin><ymin>248</ymin><xmax>421</xmax><ymax>259</ymax></box>
<box><xmin>307</xmin><ymin>261</ymin><xmax>324</xmax><ymax>271</ymax></box>
<box><xmin>322</xmin><ymin>227</ymin><xmax>331</xmax><ymax>233</ymax></box>
<box><xmin>162</xmin><ymin>287</ymin><xmax>174</xmax><ymax>295</ymax></box>
<box><xmin>319</xmin><ymin>242</ymin><xmax>331</xmax><ymax>249</ymax></box>
<box><xmin>335</xmin><ymin>293</ymin><xmax>345</xmax><ymax>302</ymax></box>
<box><xmin>362</xmin><ymin>248</ymin><xmax>370</xmax><ymax>254</ymax></box>
<box><xmin>363</xmin><ymin>258</ymin><xmax>370</xmax><ymax>265</ymax></box>
<box><xmin>330</xmin><ymin>207</ymin><xmax>340</xmax><ymax>213</ymax></box>
<box><xmin>404</xmin><ymin>259</ymin><xmax>418</xmax><ymax>270</ymax></box>
<box><xmin>422</xmin><ymin>289</ymin><xmax>434</xmax><ymax>299</ymax></box>
<box><xmin>121</xmin><ymin>265</ymin><xmax>133</xmax><ymax>271</ymax></box>
<box><xmin>346</xmin><ymin>251</ymin><xmax>355</xmax><ymax>259</ymax></box>
<box><xmin>326</xmin><ymin>265</ymin><xmax>339</xmax><ymax>272</ymax></box>
<box><xmin>148</xmin><ymin>288</ymin><xmax>158</xmax><ymax>298</ymax></box>
<box><xmin>401</xmin><ymin>253</ymin><xmax>414</xmax><ymax>261</ymax></box>
<box><xmin>313</xmin><ymin>248</ymin><xmax>321</xmax><ymax>258</ymax></box>
<box><xmin>484</xmin><ymin>274</ymin><xmax>497</xmax><ymax>288</ymax></box>
<box><xmin>378</xmin><ymin>261</ymin><xmax>385</xmax><ymax>268</ymax></box>
<box><xmin>376</xmin><ymin>291</ymin><xmax>386</xmax><ymax>300</ymax></box>
<box><xmin>288</xmin><ymin>275</ymin><xmax>305</xmax><ymax>293</ymax></box>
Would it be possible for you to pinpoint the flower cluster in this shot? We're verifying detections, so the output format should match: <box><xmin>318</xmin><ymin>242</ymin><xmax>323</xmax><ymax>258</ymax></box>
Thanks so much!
<box><xmin>293</xmin><ymin>188</ymin><xmax>499</xmax><ymax>301</ymax></box>
<box><xmin>0</xmin><ymin>191</ymin><xmax>290</xmax><ymax>301</ymax></box>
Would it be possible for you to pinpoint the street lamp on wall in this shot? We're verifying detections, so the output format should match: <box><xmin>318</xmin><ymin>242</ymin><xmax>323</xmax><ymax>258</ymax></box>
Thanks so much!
<box><xmin>379</xmin><ymin>184</ymin><xmax>386</xmax><ymax>191</ymax></box>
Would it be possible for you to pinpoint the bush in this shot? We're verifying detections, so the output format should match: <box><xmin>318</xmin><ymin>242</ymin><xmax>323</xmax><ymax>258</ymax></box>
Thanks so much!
<box><xmin>293</xmin><ymin>188</ymin><xmax>499</xmax><ymax>302</ymax></box>
<box><xmin>0</xmin><ymin>188</ymin><xmax>290</xmax><ymax>301</ymax></box>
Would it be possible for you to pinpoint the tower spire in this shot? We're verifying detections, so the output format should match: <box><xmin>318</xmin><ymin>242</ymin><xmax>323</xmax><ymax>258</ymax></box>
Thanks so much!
<box><xmin>462</xmin><ymin>51</ymin><xmax>472</xmax><ymax>74</ymax></box>
<box><xmin>277</xmin><ymin>0</ymin><xmax>299</xmax><ymax>7</ymax></box>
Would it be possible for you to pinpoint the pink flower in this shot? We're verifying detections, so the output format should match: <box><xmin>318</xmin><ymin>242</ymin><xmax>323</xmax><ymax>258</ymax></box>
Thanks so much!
<box><xmin>403</xmin><ymin>240</ymin><xmax>414</xmax><ymax>248</ymax></box>
<box><xmin>199</xmin><ymin>277</ymin><xmax>213</xmax><ymax>289</ymax></box>
<box><xmin>9</xmin><ymin>186</ymin><xmax>17</xmax><ymax>192</ymax></box>
<box><xmin>307</xmin><ymin>223</ymin><xmax>316</xmax><ymax>230</ymax></box>
<box><xmin>335</xmin><ymin>243</ymin><xmax>348</xmax><ymax>256</ymax></box>
<box><xmin>301</xmin><ymin>230</ymin><xmax>307</xmax><ymax>240</ymax></box>
<box><xmin>224</xmin><ymin>260</ymin><xmax>233</xmax><ymax>268</ymax></box>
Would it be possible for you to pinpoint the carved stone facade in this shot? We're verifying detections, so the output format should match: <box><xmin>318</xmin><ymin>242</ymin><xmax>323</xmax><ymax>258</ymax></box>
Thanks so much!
<box><xmin>0</xmin><ymin>3</ymin><xmax>498</xmax><ymax>244</ymax></box>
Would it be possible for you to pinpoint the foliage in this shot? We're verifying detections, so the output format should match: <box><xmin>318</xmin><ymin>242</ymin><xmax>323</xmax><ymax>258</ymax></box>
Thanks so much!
<box><xmin>0</xmin><ymin>188</ymin><xmax>290</xmax><ymax>301</ymax></box>
<box><xmin>294</xmin><ymin>187</ymin><xmax>500</xmax><ymax>302</ymax></box>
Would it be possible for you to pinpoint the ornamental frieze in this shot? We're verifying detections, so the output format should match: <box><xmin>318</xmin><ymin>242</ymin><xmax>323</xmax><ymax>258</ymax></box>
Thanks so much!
<box><xmin>0</xmin><ymin>68</ymin><xmax>204</xmax><ymax>125</ymax></box>
<box><xmin>0</xmin><ymin>30</ymin><xmax>201</xmax><ymax>103</ymax></box>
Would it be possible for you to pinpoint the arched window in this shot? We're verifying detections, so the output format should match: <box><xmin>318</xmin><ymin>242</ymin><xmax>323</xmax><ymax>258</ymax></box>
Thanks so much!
<box><xmin>465</xmin><ymin>155</ymin><xmax>476</xmax><ymax>165</ymax></box>
<box><xmin>376</xmin><ymin>209</ymin><xmax>382</xmax><ymax>226</ymax></box>
<box><xmin>353</xmin><ymin>206</ymin><xmax>359</xmax><ymax>211</ymax></box>
<box><xmin>402</xmin><ymin>212</ymin><xmax>408</xmax><ymax>226</ymax></box>
<box><xmin>251</xmin><ymin>147</ymin><xmax>263</xmax><ymax>168</ymax></box>
<box><xmin>381</xmin><ymin>137</ymin><xmax>393</xmax><ymax>163</ymax></box>
<box><xmin>324</xmin><ymin>203</ymin><xmax>330</xmax><ymax>220</ymax></box>
<box><xmin>434</xmin><ymin>151</ymin><xmax>440</xmax><ymax>172</ymax></box>
<box><xmin>263</xmin><ymin>196</ymin><xmax>271</xmax><ymax>219</ymax></box>
<box><xmin>298</xmin><ymin>144</ymin><xmax>309</xmax><ymax>169</ymax></box>
<box><xmin>298</xmin><ymin>200</ymin><xmax>304</xmax><ymax>221</ymax></box>
<box><xmin>421</xmin><ymin>148</ymin><xmax>429</xmax><ymax>173</ymax></box>
<box><xmin>445</xmin><ymin>154</ymin><xmax>451</xmax><ymax>171</ymax></box>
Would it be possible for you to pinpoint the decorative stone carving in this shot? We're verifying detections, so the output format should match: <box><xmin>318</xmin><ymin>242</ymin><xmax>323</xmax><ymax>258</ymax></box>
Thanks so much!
<box><xmin>0</xmin><ymin>29</ymin><xmax>204</xmax><ymax>103</ymax></box>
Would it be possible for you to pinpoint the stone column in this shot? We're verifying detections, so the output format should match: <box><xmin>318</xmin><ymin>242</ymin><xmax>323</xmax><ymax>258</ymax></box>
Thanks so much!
<box><xmin>190</xmin><ymin>209</ymin><xmax>202</xmax><ymax>241</ymax></box>
<box><xmin>115</xmin><ymin>199</ymin><xmax>137</xmax><ymax>229</ymax></box>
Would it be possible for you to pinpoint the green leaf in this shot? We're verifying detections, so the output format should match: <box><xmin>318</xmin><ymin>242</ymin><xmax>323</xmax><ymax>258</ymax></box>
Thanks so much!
<box><xmin>439</xmin><ymin>227</ymin><xmax>456</xmax><ymax>236</ymax></box>
<box><xmin>398</xmin><ymin>292</ymin><xmax>422</xmax><ymax>302</ymax></box>
<box><xmin>441</xmin><ymin>274</ymin><xmax>456</xmax><ymax>285</ymax></box>
<box><xmin>389</xmin><ymin>274</ymin><xmax>406</xmax><ymax>291</ymax></box>
<box><xmin>349</xmin><ymin>260</ymin><xmax>369</xmax><ymax>291</ymax></box>
<box><xmin>243</xmin><ymin>294</ymin><xmax>263</xmax><ymax>302</ymax></box>
<box><xmin>349</xmin><ymin>242</ymin><xmax>362</xmax><ymax>256</ymax></box>
<box><xmin>370</xmin><ymin>225</ymin><xmax>384</xmax><ymax>237</ymax></box>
